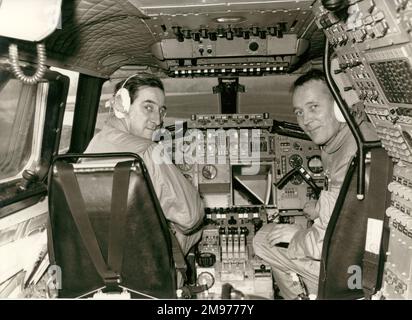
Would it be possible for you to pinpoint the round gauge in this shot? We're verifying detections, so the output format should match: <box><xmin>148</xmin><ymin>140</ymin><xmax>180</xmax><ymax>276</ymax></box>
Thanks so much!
<box><xmin>202</xmin><ymin>164</ymin><xmax>217</xmax><ymax>180</ymax></box>
<box><xmin>307</xmin><ymin>155</ymin><xmax>323</xmax><ymax>174</ymax></box>
<box><xmin>293</xmin><ymin>142</ymin><xmax>302</xmax><ymax>151</ymax></box>
<box><xmin>289</xmin><ymin>154</ymin><xmax>303</xmax><ymax>168</ymax></box>
<box><xmin>291</xmin><ymin>174</ymin><xmax>303</xmax><ymax>185</ymax></box>
<box><xmin>197</xmin><ymin>271</ymin><xmax>215</xmax><ymax>289</ymax></box>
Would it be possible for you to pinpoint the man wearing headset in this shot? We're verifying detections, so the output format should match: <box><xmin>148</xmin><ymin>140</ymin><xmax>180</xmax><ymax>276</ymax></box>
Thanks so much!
<box><xmin>253</xmin><ymin>69</ymin><xmax>377</xmax><ymax>299</ymax></box>
<box><xmin>84</xmin><ymin>73</ymin><xmax>204</xmax><ymax>257</ymax></box>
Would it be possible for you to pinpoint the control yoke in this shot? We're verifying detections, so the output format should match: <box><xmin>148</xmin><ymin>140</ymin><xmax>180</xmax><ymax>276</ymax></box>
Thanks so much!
<box><xmin>275</xmin><ymin>167</ymin><xmax>322</xmax><ymax>198</ymax></box>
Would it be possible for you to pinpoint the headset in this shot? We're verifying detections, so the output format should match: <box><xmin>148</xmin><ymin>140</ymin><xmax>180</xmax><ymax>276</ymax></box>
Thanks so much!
<box><xmin>333</xmin><ymin>100</ymin><xmax>346</xmax><ymax>123</ymax></box>
<box><xmin>113</xmin><ymin>74</ymin><xmax>139</xmax><ymax>119</ymax></box>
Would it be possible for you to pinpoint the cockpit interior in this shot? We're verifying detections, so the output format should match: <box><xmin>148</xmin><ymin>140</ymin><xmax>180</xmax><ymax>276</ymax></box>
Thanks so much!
<box><xmin>0</xmin><ymin>0</ymin><xmax>411</xmax><ymax>300</ymax></box>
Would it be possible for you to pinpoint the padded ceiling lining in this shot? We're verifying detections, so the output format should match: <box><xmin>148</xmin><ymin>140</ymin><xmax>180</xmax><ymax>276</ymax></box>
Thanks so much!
<box><xmin>0</xmin><ymin>0</ymin><xmax>325</xmax><ymax>78</ymax></box>
<box><xmin>45</xmin><ymin>0</ymin><xmax>160</xmax><ymax>77</ymax></box>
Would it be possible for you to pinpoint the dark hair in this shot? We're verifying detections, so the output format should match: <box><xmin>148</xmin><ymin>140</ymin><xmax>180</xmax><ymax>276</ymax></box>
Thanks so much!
<box><xmin>291</xmin><ymin>69</ymin><xmax>326</xmax><ymax>92</ymax></box>
<box><xmin>115</xmin><ymin>73</ymin><xmax>164</xmax><ymax>103</ymax></box>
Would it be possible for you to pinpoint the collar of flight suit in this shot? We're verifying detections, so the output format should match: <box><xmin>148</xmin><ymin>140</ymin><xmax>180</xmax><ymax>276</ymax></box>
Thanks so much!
<box><xmin>102</xmin><ymin>115</ymin><xmax>156</xmax><ymax>154</ymax></box>
<box><xmin>106</xmin><ymin>115</ymin><xmax>129</xmax><ymax>133</ymax></box>
<box><xmin>321</xmin><ymin>122</ymin><xmax>353</xmax><ymax>155</ymax></box>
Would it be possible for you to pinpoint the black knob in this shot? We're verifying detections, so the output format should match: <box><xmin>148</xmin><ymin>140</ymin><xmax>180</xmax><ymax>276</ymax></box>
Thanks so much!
<box><xmin>278</xmin><ymin>22</ymin><xmax>288</xmax><ymax>32</ymax></box>
<box><xmin>200</xmin><ymin>28</ymin><xmax>208</xmax><ymax>38</ymax></box>
<box><xmin>234</xmin><ymin>28</ymin><xmax>243</xmax><ymax>37</ymax></box>
<box><xmin>251</xmin><ymin>26</ymin><xmax>260</xmax><ymax>36</ymax></box>
<box><xmin>249</xmin><ymin>42</ymin><xmax>259</xmax><ymax>51</ymax></box>
<box><xmin>228</xmin><ymin>216</ymin><xmax>237</xmax><ymax>225</ymax></box>
<box><xmin>217</xmin><ymin>27</ymin><xmax>225</xmax><ymax>38</ymax></box>
<box><xmin>209</xmin><ymin>32</ymin><xmax>217</xmax><ymax>41</ymax></box>
<box><xmin>268</xmin><ymin>27</ymin><xmax>277</xmax><ymax>36</ymax></box>
<box><xmin>259</xmin><ymin>31</ymin><xmax>267</xmax><ymax>39</ymax></box>
<box><xmin>193</xmin><ymin>32</ymin><xmax>200</xmax><ymax>42</ymax></box>
<box><xmin>183</xmin><ymin>29</ymin><xmax>192</xmax><ymax>39</ymax></box>
<box><xmin>172</xmin><ymin>26</ymin><xmax>181</xmax><ymax>35</ymax></box>
<box><xmin>197</xmin><ymin>253</ymin><xmax>216</xmax><ymax>268</ymax></box>
<box><xmin>276</xmin><ymin>28</ymin><xmax>283</xmax><ymax>38</ymax></box>
<box><xmin>321</xmin><ymin>0</ymin><xmax>348</xmax><ymax>12</ymax></box>
<box><xmin>176</xmin><ymin>33</ymin><xmax>184</xmax><ymax>42</ymax></box>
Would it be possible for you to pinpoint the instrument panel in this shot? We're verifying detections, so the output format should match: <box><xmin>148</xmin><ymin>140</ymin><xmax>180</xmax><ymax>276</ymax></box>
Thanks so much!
<box><xmin>273</xmin><ymin>134</ymin><xmax>324</xmax><ymax>211</ymax></box>
<box><xmin>170</xmin><ymin>113</ymin><xmax>323</xmax><ymax>298</ymax></box>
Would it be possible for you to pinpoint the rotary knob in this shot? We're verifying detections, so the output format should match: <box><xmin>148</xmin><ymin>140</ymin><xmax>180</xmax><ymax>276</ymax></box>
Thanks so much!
<box><xmin>197</xmin><ymin>252</ymin><xmax>216</xmax><ymax>268</ymax></box>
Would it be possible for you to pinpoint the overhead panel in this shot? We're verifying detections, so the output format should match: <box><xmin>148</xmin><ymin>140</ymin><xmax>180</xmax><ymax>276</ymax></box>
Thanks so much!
<box><xmin>129</xmin><ymin>0</ymin><xmax>314</xmax><ymax>76</ymax></box>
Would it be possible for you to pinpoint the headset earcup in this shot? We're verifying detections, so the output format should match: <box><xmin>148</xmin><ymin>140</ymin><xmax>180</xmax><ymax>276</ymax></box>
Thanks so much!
<box><xmin>113</xmin><ymin>88</ymin><xmax>131</xmax><ymax>118</ymax></box>
<box><xmin>334</xmin><ymin>100</ymin><xmax>346</xmax><ymax>122</ymax></box>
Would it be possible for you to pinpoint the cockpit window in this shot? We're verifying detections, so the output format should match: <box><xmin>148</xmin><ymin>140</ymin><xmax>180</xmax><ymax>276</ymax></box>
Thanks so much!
<box><xmin>94</xmin><ymin>80</ymin><xmax>116</xmax><ymax>136</ymax></box>
<box><xmin>0</xmin><ymin>71</ymin><xmax>37</xmax><ymax>181</ymax></box>
<box><xmin>163</xmin><ymin>77</ymin><xmax>220</xmax><ymax>126</ymax></box>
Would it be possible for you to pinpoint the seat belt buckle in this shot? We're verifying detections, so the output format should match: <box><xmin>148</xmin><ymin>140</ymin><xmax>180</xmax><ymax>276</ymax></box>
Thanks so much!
<box><xmin>104</xmin><ymin>274</ymin><xmax>122</xmax><ymax>291</ymax></box>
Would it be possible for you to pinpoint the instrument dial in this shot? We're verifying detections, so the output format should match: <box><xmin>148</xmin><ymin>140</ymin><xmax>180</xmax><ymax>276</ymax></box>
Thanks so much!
<box><xmin>293</xmin><ymin>142</ymin><xmax>302</xmax><ymax>151</ymax></box>
<box><xmin>307</xmin><ymin>155</ymin><xmax>323</xmax><ymax>174</ymax></box>
<box><xmin>291</xmin><ymin>174</ymin><xmax>303</xmax><ymax>185</ymax></box>
<box><xmin>202</xmin><ymin>164</ymin><xmax>217</xmax><ymax>180</ymax></box>
<box><xmin>197</xmin><ymin>271</ymin><xmax>215</xmax><ymax>289</ymax></box>
<box><xmin>289</xmin><ymin>154</ymin><xmax>303</xmax><ymax>168</ymax></box>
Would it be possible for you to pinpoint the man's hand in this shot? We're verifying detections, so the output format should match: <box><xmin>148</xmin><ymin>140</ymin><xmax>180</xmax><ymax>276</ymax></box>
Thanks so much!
<box><xmin>265</xmin><ymin>224</ymin><xmax>302</xmax><ymax>247</ymax></box>
<box><xmin>303</xmin><ymin>200</ymin><xmax>319</xmax><ymax>220</ymax></box>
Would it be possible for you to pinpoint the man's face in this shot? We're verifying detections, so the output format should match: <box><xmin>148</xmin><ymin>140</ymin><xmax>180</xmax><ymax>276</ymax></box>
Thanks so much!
<box><xmin>292</xmin><ymin>79</ymin><xmax>340</xmax><ymax>146</ymax></box>
<box><xmin>127</xmin><ymin>86</ymin><xmax>166</xmax><ymax>140</ymax></box>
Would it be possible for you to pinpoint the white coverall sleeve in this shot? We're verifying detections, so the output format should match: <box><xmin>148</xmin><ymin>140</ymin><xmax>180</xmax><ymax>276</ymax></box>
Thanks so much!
<box><xmin>286</xmin><ymin>188</ymin><xmax>340</xmax><ymax>260</ymax></box>
<box><xmin>141</xmin><ymin>144</ymin><xmax>204</xmax><ymax>235</ymax></box>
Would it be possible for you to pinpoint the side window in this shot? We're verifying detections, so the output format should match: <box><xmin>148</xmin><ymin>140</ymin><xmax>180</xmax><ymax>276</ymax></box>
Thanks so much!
<box><xmin>50</xmin><ymin>67</ymin><xmax>79</xmax><ymax>153</ymax></box>
<box><xmin>94</xmin><ymin>80</ymin><xmax>115</xmax><ymax>135</ymax></box>
<box><xmin>0</xmin><ymin>71</ymin><xmax>37</xmax><ymax>181</ymax></box>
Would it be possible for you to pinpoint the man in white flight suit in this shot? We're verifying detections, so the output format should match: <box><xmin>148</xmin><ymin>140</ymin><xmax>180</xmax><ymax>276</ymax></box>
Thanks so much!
<box><xmin>84</xmin><ymin>74</ymin><xmax>204</xmax><ymax>256</ymax></box>
<box><xmin>253</xmin><ymin>69</ymin><xmax>377</xmax><ymax>299</ymax></box>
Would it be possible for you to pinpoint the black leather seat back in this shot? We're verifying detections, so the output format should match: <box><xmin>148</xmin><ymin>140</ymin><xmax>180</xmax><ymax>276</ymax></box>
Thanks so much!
<box><xmin>318</xmin><ymin>148</ymin><xmax>392</xmax><ymax>299</ymax></box>
<box><xmin>48</xmin><ymin>153</ymin><xmax>176</xmax><ymax>298</ymax></box>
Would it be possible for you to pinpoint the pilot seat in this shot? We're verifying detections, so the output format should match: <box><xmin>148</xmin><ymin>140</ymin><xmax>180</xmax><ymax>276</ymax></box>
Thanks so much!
<box><xmin>47</xmin><ymin>153</ymin><xmax>181</xmax><ymax>298</ymax></box>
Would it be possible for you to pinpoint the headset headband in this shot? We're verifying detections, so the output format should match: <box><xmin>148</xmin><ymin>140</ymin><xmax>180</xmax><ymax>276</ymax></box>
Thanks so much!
<box><xmin>120</xmin><ymin>73</ymin><xmax>139</xmax><ymax>90</ymax></box>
